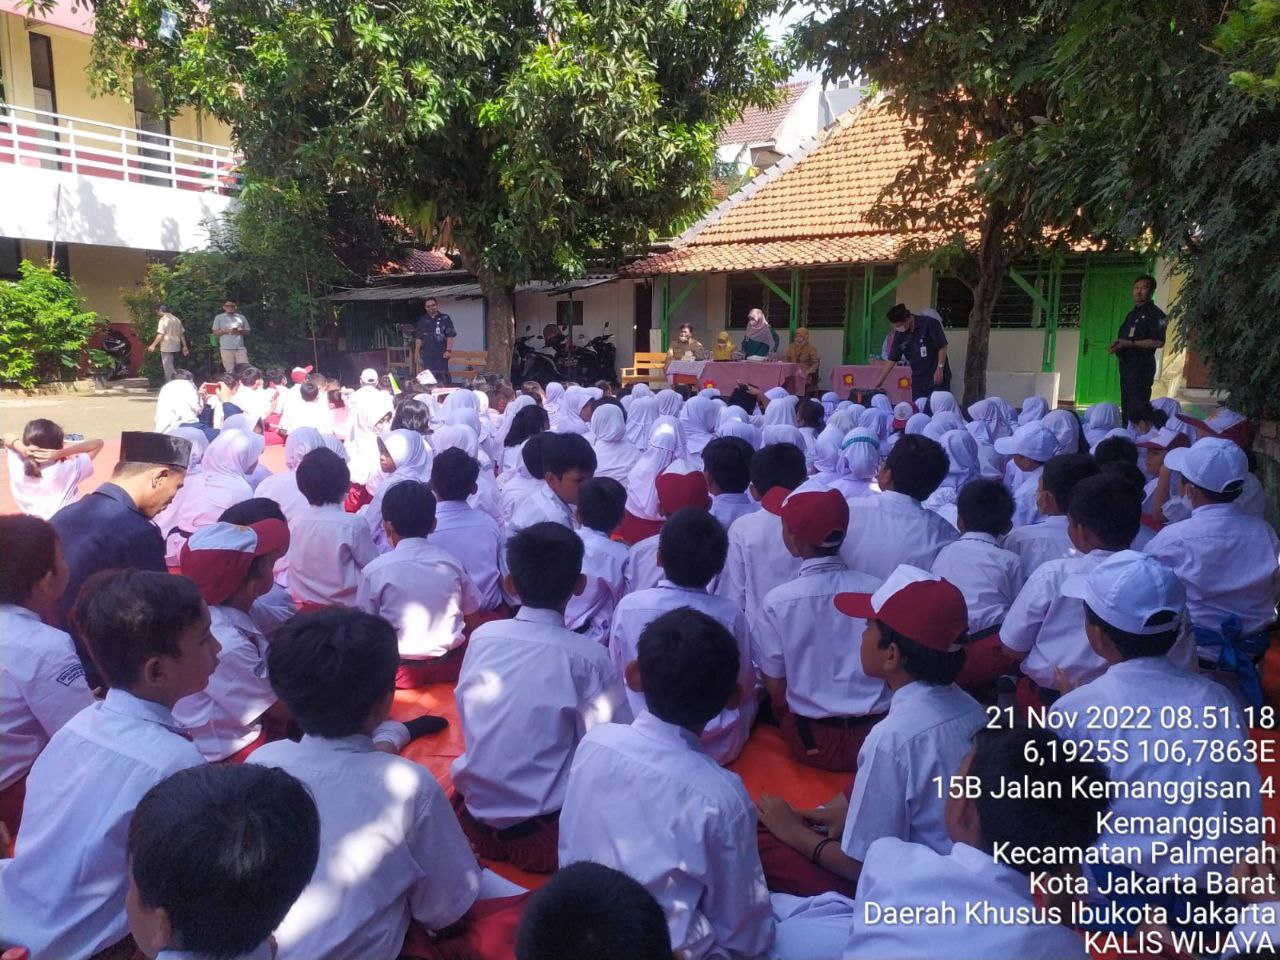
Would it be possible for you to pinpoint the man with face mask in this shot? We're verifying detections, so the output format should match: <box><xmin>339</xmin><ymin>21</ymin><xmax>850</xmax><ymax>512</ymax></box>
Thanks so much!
<box><xmin>876</xmin><ymin>303</ymin><xmax>951</xmax><ymax>401</ymax></box>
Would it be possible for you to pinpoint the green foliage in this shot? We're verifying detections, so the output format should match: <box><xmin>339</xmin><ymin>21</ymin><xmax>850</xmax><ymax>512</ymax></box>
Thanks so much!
<box><xmin>0</xmin><ymin>261</ymin><xmax>99</xmax><ymax>388</ymax></box>
<box><xmin>1219</xmin><ymin>0</ymin><xmax>1280</xmax><ymax>100</ymax></box>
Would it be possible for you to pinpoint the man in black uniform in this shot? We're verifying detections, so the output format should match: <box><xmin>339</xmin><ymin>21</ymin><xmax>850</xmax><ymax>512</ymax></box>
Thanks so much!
<box><xmin>1109</xmin><ymin>274</ymin><xmax>1167</xmax><ymax>426</ymax></box>
<box><xmin>875</xmin><ymin>302</ymin><xmax>951</xmax><ymax>401</ymax></box>
<box><xmin>413</xmin><ymin>296</ymin><xmax>457</xmax><ymax>385</ymax></box>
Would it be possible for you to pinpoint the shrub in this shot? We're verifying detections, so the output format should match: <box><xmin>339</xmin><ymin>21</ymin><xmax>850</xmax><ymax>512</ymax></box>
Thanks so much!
<box><xmin>0</xmin><ymin>261</ymin><xmax>98</xmax><ymax>388</ymax></box>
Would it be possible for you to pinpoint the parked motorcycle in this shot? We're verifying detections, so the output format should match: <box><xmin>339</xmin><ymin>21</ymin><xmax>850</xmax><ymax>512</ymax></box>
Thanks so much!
<box><xmin>568</xmin><ymin>323</ymin><xmax>617</xmax><ymax>385</ymax></box>
<box><xmin>511</xmin><ymin>327</ymin><xmax>562</xmax><ymax>386</ymax></box>
<box><xmin>101</xmin><ymin>330</ymin><xmax>132</xmax><ymax>380</ymax></box>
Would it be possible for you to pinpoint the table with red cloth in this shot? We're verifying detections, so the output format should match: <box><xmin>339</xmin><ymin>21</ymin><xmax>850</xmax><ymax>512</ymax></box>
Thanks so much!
<box><xmin>828</xmin><ymin>364</ymin><xmax>913</xmax><ymax>404</ymax></box>
<box><xmin>666</xmin><ymin>360</ymin><xmax>807</xmax><ymax>395</ymax></box>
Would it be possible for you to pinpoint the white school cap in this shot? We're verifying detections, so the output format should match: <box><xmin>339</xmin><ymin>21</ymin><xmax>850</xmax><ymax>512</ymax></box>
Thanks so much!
<box><xmin>993</xmin><ymin>422</ymin><xmax>1057</xmax><ymax>462</ymax></box>
<box><xmin>1061</xmin><ymin>550</ymin><xmax>1185</xmax><ymax>636</ymax></box>
<box><xmin>1163</xmin><ymin>437</ymin><xmax>1248</xmax><ymax>495</ymax></box>
<box><xmin>360</xmin><ymin>368</ymin><xmax>379</xmax><ymax>385</ymax></box>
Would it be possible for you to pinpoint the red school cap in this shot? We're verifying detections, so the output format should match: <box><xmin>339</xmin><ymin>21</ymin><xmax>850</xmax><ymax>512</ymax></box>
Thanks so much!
<box><xmin>834</xmin><ymin>564</ymin><xmax>968</xmax><ymax>652</ymax></box>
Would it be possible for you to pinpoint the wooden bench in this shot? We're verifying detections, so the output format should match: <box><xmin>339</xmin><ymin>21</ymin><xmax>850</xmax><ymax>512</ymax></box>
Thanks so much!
<box><xmin>446</xmin><ymin>350</ymin><xmax>489</xmax><ymax>382</ymax></box>
<box><xmin>620</xmin><ymin>351</ymin><xmax>668</xmax><ymax>389</ymax></box>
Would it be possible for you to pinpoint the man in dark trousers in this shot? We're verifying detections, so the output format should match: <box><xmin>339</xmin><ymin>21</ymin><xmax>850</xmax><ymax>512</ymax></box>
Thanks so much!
<box><xmin>875</xmin><ymin>302</ymin><xmax>951</xmax><ymax>401</ymax></box>
<box><xmin>413</xmin><ymin>296</ymin><xmax>457</xmax><ymax>385</ymax></box>
<box><xmin>1109</xmin><ymin>274</ymin><xmax>1167</xmax><ymax>425</ymax></box>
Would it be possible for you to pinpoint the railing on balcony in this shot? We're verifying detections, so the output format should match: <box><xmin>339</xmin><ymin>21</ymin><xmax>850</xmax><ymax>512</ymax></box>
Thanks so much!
<box><xmin>0</xmin><ymin>102</ymin><xmax>242</xmax><ymax>195</ymax></box>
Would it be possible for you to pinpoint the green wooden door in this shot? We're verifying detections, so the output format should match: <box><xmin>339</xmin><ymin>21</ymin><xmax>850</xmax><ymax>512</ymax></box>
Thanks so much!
<box><xmin>1075</xmin><ymin>266</ymin><xmax>1133</xmax><ymax>406</ymax></box>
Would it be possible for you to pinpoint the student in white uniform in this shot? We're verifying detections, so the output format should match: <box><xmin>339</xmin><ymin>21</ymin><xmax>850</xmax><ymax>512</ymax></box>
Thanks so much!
<box><xmin>125</xmin><ymin>764</ymin><xmax>319</xmax><ymax>960</ymax></box>
<box><xmin>839</xmin><ymin>433</ymin><xmax>958</xmax><ymax>579</ymax></box>
<box><xmin>0</xmin><ymin>570</ymin><xmax>214</xmax><ymax>960</ymax></box>
<box><xmin>1001</xmin><ymin>453</ymin><xmax>1098</xmax><ymax>578</ymax></box>
<box><xmin>624</xmin><ymin>470</ymin><xmax>713</xmax><ymax>594</ymax></box>
<box><xmin>559</xmin><ymin>607</ymin><xmax>775</xmax><ymax>960</ymax></box>
<box><xmin>754</xmin><ymin>488</ymin><xmax>889</xmax><ymax>771</ymax></box>
<box><xmin>993</xmin><ymin>421</ymin><xmax>1058</xmax><ymax>527</ymax></box>
<box><xmin>1051</xmin><ymin>551</ymin><xmax>1262</xmax><ymax>897</ymax></box>
<box><xmin>703</xmin><ymin>435</ymin><xmax>759</xmax><ymax>529</ymax></box>
<box><xmin>4</xmin><ymin>418</ymin><xmax>103</xmax><ymax>519</ymax></box>
<box><xmin>357</xmin><ymin>481</ymin><xmax>478</xmax><ymax>688</ymax></box>
<box><xmin>565</xmin><ymin>477</ymin><xmax>629</xmax><ymax>644</ymax></box>
<box><xmin>175</xmin><ymin>519</ymin><xmax>291</xmax><ymax>762</ymax></box>
<box><xmin>506</xmin><ymin>432</ymin><xmax>596</xmax><ymax>535</ymax></box>
<box><xmin>931</xmin><ymin>479</ymin><xmax>1023</xmax><ymax>639</ymax></box>
<box><xmin>287</xmin><ymin>447</ymin><xmax>379</xmax><ymax>611</ymax></box>
<box><xmin>452</xmin><ymin>522</ymin><xmax>631</xmax><ymax>873</ymax></box>
<box><xmin>1137</xmin><ymin>425</ymin><xmax>1192</xmax><ymax>525</ymax></box>
<box><xmin>610</xmin><ymin>509</ymin><xmax>757</xmax><ymax>765</ymax></box>
<box><xmin>1146</xmin><ymin>437</ymin><xmax>1280</xmax><ymax>705</ymax></box>
<box><xmin>0</xmin><ymin>515</ymin><xmax>94</xmax><ymax>838</ymax></box>
<box><xmin>250</xmin><ymin>610</ymin><xmax>489</xmax><ymax>960</ymax></box>
<box><xmin>719</xmin><ymin>442</ymin><xmax>807</xmax><ymax>623</ymax></box>
<box><xmin>428</xmin><ymin>448</ymin><xmax>505</xmax><ymax>620</ymax></box>
<box><xmin>498</xmin><ymin>431</ymin><xmax>551</xmax><ymax>528</ymax></box>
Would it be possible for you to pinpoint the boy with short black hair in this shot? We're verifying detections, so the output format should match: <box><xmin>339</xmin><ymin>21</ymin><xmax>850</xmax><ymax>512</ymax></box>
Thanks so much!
<box><xmin>429</xmin><ymin>447</ymin><xmax>505</xmax><ymax>617</ymax></box>
<box><xmin>931</xmin><ymin>479</ymin><xmax>1023</xmax><ymax>638</ymax></box>
<box><xmin>839</xmin><ymin>434</ymin><xmax>957</xmax><ymax>580</ymax></box>
<box><xmin>566</xmin><ymin>476</ymin><xmax>629</xmax><ymax>644</ymax></box>
<box><xmin>499</xmin><ymin>431</ymin><xmax>552</xmax><ymax>528</ymax></box>
<box><xmin>993</xmin><ymin>422</ymin><xmax>1058</xmax><ymax>527</ymax></box>
<box><xmin>0</xmin><ymin>570</ymin><xmax>214</xmax><ymax>960</ymax></box>
<box><xmin>559</xmin><ymin>607</ymin><xmax>775</xmax><ymax>960</ymax></box>
<box><xmin>219</xmin><ymin>498</ymin><xmax>298</xmax><ymax>639</ymax></box>
<box><xmin>625</xmin><ymin>470</ymin><xmax>713</xmax><ymax>594</ymax></box>
<box><xmin>126</xmin><ymin>764</ymin><xmax>320</xmax><ymax>960</ymax></box>
<box><xmin>288</xmin><ymin>447</ymin><xmax>379</xmax><ymax>610</ymax></box>
<box><xmin>358</xmin><ymin>480</ymin><xmax>478</xmax><ymax>687</ymax></box>
<box><xmin>508</xmin><ymin>432</ymin><xmax>597</xmax><ymax>534</ymax></box>
<box><xmin>702</xmin><ymin>436</ymin><xmax>758</xmax><ymax>529</ymax></box>
<box><xmin>611</xmin><ymin>509</ymin><xmax>757</xmax><ymax>764</ymax></box>
<box><xmin>1002</xmin><ymin>453</ymin><xmax>1098</xmax><ymax>578</ymax></box>
<box><xmin>453</xmin><ymin>522</ymin><xmax>631</xmax><ymax>873</ymax></box>
<box><xmin>250</xmin><ymin>609</ymin><xmax>474</xmax><ymax>960</ymax></box>
<box><xmin>1093</xmin><ymin>434</ymin><xmax>1139</xmax><ymax>468</ymax></box>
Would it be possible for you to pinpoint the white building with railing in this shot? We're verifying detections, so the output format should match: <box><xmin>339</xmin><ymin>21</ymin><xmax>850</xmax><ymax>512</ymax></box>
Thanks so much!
<box><xmin>0</xmin><ymin>1</ymin><xmax>240</xmax><ymax>330</ymax></box>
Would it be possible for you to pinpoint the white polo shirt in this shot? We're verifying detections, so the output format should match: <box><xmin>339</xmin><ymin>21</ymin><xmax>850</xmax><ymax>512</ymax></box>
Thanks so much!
<box><xmin>610</xmin><ymin>581</ymin><xmax>758</xmax><ymax>765</ymax></box>
<box><xmin>710</xmin><ymin>491</ymin><xmax>759</xmax><ymax>530</ymax></box>
<box><xmin>720</xmin><ymin>508</ymin><xmax>802</xmax><ymax>626</ymax></box>
<box><xmin>930</xmin><ymin>532</ymin><xmax>1025</xmax><ymax>634</ymax></box>
<box><xmin>842</xmin><ymin>681</ymin><xmax>986</xmax><ymax>862</ymax></box>
<box><xmin>506</xmin><ymin>481</ymin><xmax>574</xmax><ymax>535</ymax></box>
<box><xmin>287</xmin><ymin>502</ymin><xmax>380</xmax><ymax>607</ymax></box>
<box><xmin>7</xmin><ymin>451</ymin><xmax>95</xmax><ymax>520</ymax></box>
<box><xmin>838</xmin><ymin>491</ymin><xmax>959</xmax><ymax>581</ymax></box>
<box><xmin>356</xmin><ymin>536</ymin><xmax>477</xmax><ymax>660</ymax></box>
<box><xmin>845</xmin><ymin>838</ymin><xmax>1089</xmax><ymax>960</ymax></box>
<box><xmin>451</xmin><ymin>607</ymin><xmax>631</xmax><ymax>827</ymax></box>
<box><xmin>251</xmin><ymin>734</ymin><xmax>481</xmax><ymax>960</ymax></box>
<box><xmin>625</xmin><ymin>533</ymin><xmax>662</xmax><ymax>594</ymax></box>
<box><xmin>1001</xmin><ymin>514</ymin><xmax>1076</xmax><ymax>579</ymax></box>
<box><xmin>173</xmin><ymin>604</ymin><xmax>276</xmax><ymax>761</ymax></box>
<box><xmin>255</xmin><ymin>469</ymin><xmax>310</xmax><ymax>527</ymax></box>
<box><xmin>558</xmin><ymin>710</ymin><xmax>775</xmax><ymax>960</ymax></box>
<box><xmin>565</xmin><ymin>528</ymin><xmax>630</xmax><ymax>645</ymax></box>
<box><xmin>1051</xmin><ymin>656</ymin><xmax>1261</xmax><ymax>882</ymax></box>
<box><xmin>498</xmin><ymin>473</ymin><xmax>541</xmax><ymax>528</ymax></box>
<box><xmin>0</xmin><ymin>689</ymin><xmax>203</xmax><ymax>960</ymax></box>
<box><xmin>1009</xmin><ymin>465</ymin><xmax>1045</xmax><ymax>528</ymax></box>
<box><xmin>755</xmin><ymin>557</ymin><xmax>891</xmax><ymax>719</ymax></box>
<box><xmin>429</xmin><ymin>500</ymin><xmax>504</xmax><ymax>611</ymax></box>
<box><xmin>1145</xmin><ymin>502</ymin><xmax>1280</xmax><ymax>636</ymax></box>
<box><xmin>0</xmin><ymin>604</ymin><xmax>94</xmax><ymax>790</ymax></box>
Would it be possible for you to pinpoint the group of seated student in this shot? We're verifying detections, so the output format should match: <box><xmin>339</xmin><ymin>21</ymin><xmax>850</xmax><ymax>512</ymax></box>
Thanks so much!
<box><xmin>3</xmin><ymin>376</ymin><xmax>1279</xmax><ymax>960</ymax></box>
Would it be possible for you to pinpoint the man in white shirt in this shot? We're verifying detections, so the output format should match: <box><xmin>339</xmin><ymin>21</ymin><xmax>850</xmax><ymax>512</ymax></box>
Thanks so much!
<box><xmin>565</xmin><ymin>477</ymin><xmax>629</xmax><ymax>644</ymax></box>
<box><xmin>993</xmin><ymin>421</ymin><xmax>1058</xmax><ymax>528</ymax></box>
<box><xmin>754</xmin><ymin>488</ymin><xmax>889</xmax><ymax>771</ymax></box>
<box><xmin>1001</xmin><ymin>453</ymin><xmax>1098</xmax><ymax>578</ymax></box>
<box><xmin>611</xmin><ymin>509</ymin><xmax>757</xmax><ymax>765</ymax></box>
<box><xmin>840</xmin><ymin>433</ymin><xmax>958</xmax><ymax>580</ymax></box>
<box><xmin>1146</xmin><ymin>437</ymin><xmax>1280</xmax><ymax>705</ymax></box>
<box><xmin>625</xmin><ymin>469</ymin><xmax>713</xmax><ymax>593</ymax></box>
<box><xmin>559</xmin><ymin>607</ymin><xmax>775</xmax><ymax>960</ymax></box>
<box><xmin>703</xmin><ymin>435</ymin><xmax>759</xmax><ymax>529</ymax></box>
<box><xmin>452</xmin><ymin>522</ymin><xmax>631</xmax><ymax>873</ymax></box>
<box><xmin>288</xmin><ymin>447</ymin><xmax>379</xmax><ymax>610</ymax></box>
<box><xmin>146</xmin><ymin>303</ymin><xmax>188</xmax><ymax>381</ymax></box>
<box><xmin>213</xmin><ymin>298</ymin><xmax>250</xmax><ymax>372</ymax></box>
<box><xmin>428</xmin><ymin>448</ymin><xmax>505</xmax><ymax>615</ymax></box>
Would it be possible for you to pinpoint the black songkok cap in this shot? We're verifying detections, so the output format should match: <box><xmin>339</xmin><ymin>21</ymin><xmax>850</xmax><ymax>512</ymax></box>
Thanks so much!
<box><xmin>886</xmin><ymin>303</ymin><xmax>910</xmax><ymax>325</ymax></box>
<box><xmin>119</xmin><ymin>431</ymin><xmax>191</xmax><ymax>469</ymax></box>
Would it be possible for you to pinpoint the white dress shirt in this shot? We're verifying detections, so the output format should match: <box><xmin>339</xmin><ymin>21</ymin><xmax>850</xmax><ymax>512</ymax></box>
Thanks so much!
<box><xmin>558</xmin><ymin>710</ymin><xmax>775</xmax><ymax>960</ymax></box>
<box><xmin>451</xmin><ymin>607</ymin><xmax>632</xmax><ymax>827</ymax></box>
<box><xmin>356</xmin><ymin>537</ymin><xmax>477</xmax><ymax>659</ymax></box>
<box><xmin>755</xmin><ymin>558</ymin><xmax>891</xmax><ymax>719</ymax></box>
<box><xmin>930</xmin><ymin>532</ymin><xmax>1025</xmax><ymax>633</ymax></box>
<box><xmin>719</xmin><ymin>508</ymin><xmax>803</xmax><ymax>627</ymax></box>
<box><xmin>1145</xmin><ymin>502</ymin><xmax>1280</xmax><ymax>636</ymax></box>
<box><xmin>254</xmin><ymin>469</ymin><xmax>310</xmax><ymax>527</ymax></box>
<box><xmin>839</xmin><ymin>490</ymin><xmax>960</xmax><ymax>581</ymax></box>
<box><xmin>1051</xmin><ymin>656</ymin><xmax>1261</xmax><ymax>883</ymax></box>
<box><xmin>0</xmin><ymin>604</ymin><xmax>94</xmax><ymax>790</ymax></box>
<box><xmin>173</xmin><ymin>604</ymin><xmax>276</xmax><ymax>761</ymax></box>
<box><xmin>250</xmin><ymin>581</ymin><xmax>297</xmax><ymax>638</ymax></box>
<box><xmin>0</xmin><ymin>689</ymin><xmax>203</xmax><ymax>960</ymax></box>
<box><xmin>429</xmin><ymin>499</ymin><xmax>504</xmax><ymax>611</ymax></box>
<box><xmin>7</xmin><ymin>451</ymin><xmax>94</xmax><ymax>520</ymax></box>
<box><xmin>287</xmin><ymin>502</ymin><xmax>380</xmax><ymax>607</ymax></box>
<box><xmin>498</xmin><ymin>473</ymin><xmax>541</xmax><ymax>528</ymax></box>
<box><xmin>1001</xmin><ymin>514</ymin><xmax>1076</xmax><ymax>579</ymax></box>
<box><xmin>251</xmin><ymin>734</ymin><xmax>481</xmax><ymax>960</ymax></box>
<box><xmin>844</xmin><ymin>838</ymin><xmax>1089</xmax><ymax>959</ymax></box>
<box><xmin>841</xmin><ymin>681</ymin><xmax>986</xmax><ymax>862</ymax></box>
<box><xmin>506</xmin><ymin>481</ymin><xmax>574</xmax><ymax>535</ymax></box>
<box><xmin>1009</xmin><ymin>465</ymin><xmax>1045</xmax><ymax>528</ymax></box>
<box><xmin>710</xmin><ymin>491</ymin><xmax>759</xmax><ymax>530</ymax></box>
<box><xmin>610</xmin><ymin>581</ymin><xmax>758</xmax><ymax>765</ymax></box>
<box><xmin>565</xmin><ymin>528</ymin><xmax>630</xmax><ymax>644</ymax></box>
<box><xmin>625</xmin><ymin>533</ymin><xmax>663</xmax><ymax>593</ymax></box>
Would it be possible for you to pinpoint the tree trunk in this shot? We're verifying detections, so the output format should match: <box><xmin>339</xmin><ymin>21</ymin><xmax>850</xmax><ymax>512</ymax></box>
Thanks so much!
<box><xmin>477</xmin><ymin>270</ymin><xmax>517</xmax><ymax>383</ymax></box>
<box><xmin>962</xmin><ymin>207</ymin><xmax>1014</xmax><ymax>406</ymax></box>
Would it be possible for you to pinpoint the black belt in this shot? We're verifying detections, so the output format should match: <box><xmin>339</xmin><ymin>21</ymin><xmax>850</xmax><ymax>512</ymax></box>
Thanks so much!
<box><xmin>967</xmin><ymin>622</ymin><xmax>1002</xmax><ymax>643</ymax></box>
<box><xmin>497</xmin><ymin>813</ymin><xmax>557</xmax><ymax>841</ymax></box>
<box><xmin>793</xmin><ymin>713</ymin><xmax>883</xmax><ymax>754</ymax></box>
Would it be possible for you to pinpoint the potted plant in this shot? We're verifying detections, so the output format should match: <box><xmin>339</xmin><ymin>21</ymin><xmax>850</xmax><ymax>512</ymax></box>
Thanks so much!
<box><xmin>88</xmin><ymin>348</ymin><xmax>114</xmax><ymax>390</ymax></box>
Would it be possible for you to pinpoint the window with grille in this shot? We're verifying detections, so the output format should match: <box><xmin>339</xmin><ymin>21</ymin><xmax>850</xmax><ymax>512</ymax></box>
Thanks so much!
<box><xmin>726</xmin><ymin>271</ymin><xmax>792</xmax><ymax>329</ymax></box>
<box><xmin>934</xmin><ymin>260</ymin><xmax>1087</xmax><ymax>329</ymax></box>
<box><xmin>800</xmin><ymin>268</ymin><xmax>847</xmax><ymax>328</ymax></box>
<box><xmin>0</xmin><ymin>239</ymin><xmax>21</xmax><ymax>281</ymax></box>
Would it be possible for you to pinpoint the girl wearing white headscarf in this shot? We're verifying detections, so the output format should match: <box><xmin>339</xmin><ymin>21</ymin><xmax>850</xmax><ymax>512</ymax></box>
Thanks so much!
<box><xmin>966</xmin><ymin>399</ymin><xmax>1011</xmax><ymax>445</ymax></box>
<box><xmin>1017</xmin><ymin>395</ymin><xmax>1049</xmax><ymax>425</ymax></box>
<box><xmin>496</xmin><ymin>393</ymin><xmax>536</xmax><ymax>449</ymax></box>
<box><xmin>543</xmin><ymin>382</ymin><xmax>565</xmax><ymax>418</ymax></box>
<box><xmin>361</xmin><ymin>429</ymin><xmax>433</xmax><ymax>550</ymax></box>
<box><xmin>821</xmin><ymin>392</ymin><xmax>840</xmax><ymax>418</ymax></box>
<box><xmin>160</xmin><ymin>428</ymin><xmax>264</xmax><ymax>565</ymax></box>
<box><xmin>655</xmin><ymin>389</ymin><xmax>684</xmax><ymax>418</ymax></box>
<box><xmin>929</xmin><ymin>390</ymin><xmax>959</xmax><ymax>416</ymax></box>
<box><xmin>1083</xmin><ymin>402</ymin><xmax>1120</xmax><ymax>449</ymax></box>
<box><xmin>810</xmin><ymin>424</ymin><xmax>844</xmax><ymax>485</ymax></box>
<box><xmin>443</xmin><ymin>389</ymin><xmax>500</xmax><ymax>461</ymax></box>
<box><xmin>831</xmin><ymin>428</ymin><xmax>881</xmax><ymax>500</ymax></box>
<box><xmin>154</xmin><ymin>379</ymin><xmax>204</xmax><ymax>434</ymax></box>
<box><xmin>430</xmin><ymin>423</ymin><xmax>503</xmax><ymax>525</ymax></box>
<box><xmin>761</xmin><ymin>424</ymin><xmax>807</xmax><ymax>451</ymax></box>
<box><xmin>622</xmin><ymin>415</ymin><xmax>689</xmax><ymax>541</ymax></box>
<box><xmin>925</xmin><ymin>430</ymin><xmax>981</xmax><ymax>528</ymax></box>
<box><xmin>923</xmin><ymin>412</ymin><xmax>966</xmax><ymax>441</ymax></box>
<box><xmin>857</xmin><ymin>408</ymin><xmax>893</xmax><ymax>445</ymax></box>
<box><xmin>717</xmin><ymin>418</ymin><xmax>762</xmax><ymax>449</ymax></box>
<box><xmin>624</xmin><ymin>395</ymin><xmax>659</xmax><ymax>450</ymax></box>
<box><xmin>589</xmin><ymin>403</ymin><xmax>635</xmax><ymax>482</ymax></box>
<box><xmin>167</xmin><ymin>426</ymin><xmax>210</xmax><ymax>474</ymax></box>
<box><xmin>905</xmin><ymin>412</ymin><xmax>931</xmax><ymax>435</ymax></box>
<box><xmin>552</xmin><ymin>385</ymin><xmax>596</xmax><ymax>435</ymax></box>
<box><xmin>220</xmin><ymin>413</ymin><xmax>272</xmax><ymax>488</ymax></box>
<box><xmin>345</xmin><ymin>390</ymin><xmax>395</xmax><ymax>490</ymax></box>
<box><xmin>762</xmin><ymin>394</ymin><xmax>799</xmax><ymax>428</ymax></box>
<box><xmin>870</xmin><ymin>394</ymin><xmax>894</xmax><ymax>416</ymax></box>
<box><xmin>1042</xmin><ymin>408</ymin><xmax>1083</xmax><ymax>456</ymax></box>
<box><xmin>681</xmin><ymin>396</ymin><xmax>720</xmax><ymax>468</ymax></box>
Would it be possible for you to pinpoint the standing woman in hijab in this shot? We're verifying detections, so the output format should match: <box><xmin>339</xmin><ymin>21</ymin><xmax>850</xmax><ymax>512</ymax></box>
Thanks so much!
<box><xmin>589</xmin><ymin>402</ymin><xmax>635</xmax><ymax>482</ymax></box>
<box><xmin>620</xmin><ymin>415</ymin><xmax>689</xmax><ymax>545</ymax></box>
<box><xmin>741</xmin><ymin>308</ymin><xmax>780</xmax><ymax>359</ymax></box>
<box><xmin>785</xmin><ymin>327</ymin><xmax>821</xmax><ymax>391</ymax></box>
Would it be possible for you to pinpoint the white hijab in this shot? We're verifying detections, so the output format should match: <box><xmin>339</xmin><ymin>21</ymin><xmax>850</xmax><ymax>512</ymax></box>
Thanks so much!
<box><xmin>553</xmin><ymin>385</ymin><xmax>593</xmax><ymax>434</ymax></box>
<box><xmin>929</xmin><ymin>390</ymin><xmax>959</xmax><ymax>415</ymax></box>
<box><xmin>682</xmin><ymin>396</ymin><xmax>720</xmax><ymax>462</ymax></box>
<box><xmin>155</xmin><ymin>380</ymin><xmax>203</xmax><ymax>433</ymax></box>
<box><xmin>762</xmin><ymin>424</ymin><xmax>806</xmax><ymax>450</ymax></box>
<box><xmin>167</xmin><ymin>426</ymin><xmax>209</xmax><ymax>473</ymax></box>
<box><xmin>1018</xmin><ymin>396</ymin><xmax>1049</xmax><ymax>425</ymax></box>
<box><xmin>655</xmin><ymin>389</ymin><xmax>684</xmax><ymax>418</ymax></box>
<box><xmin>905</xmin><ymin>412</ymin><xmax>931</xmax><ymax>435</ymax></box>
<box><xmin>347</xmin><ymin>390</ymin><xmax>394</xmax><ymax>486</ymax></box>
<box><xmin>762</xmin><ymin>395</ymin><xmax>799</xmax><ymax>427</ymax></box>
<box><xmin>832</xmin><ymin>428</ymin><xmax>881</xmax><ymax>500</ymax></box>
<box><xmin>624</xmin><ymin>396</ymin><xmax>659</xmax><ymax>450</ymax></box>
<box><xmin>625</xmin><ymin>415</ymin><xmax>689</xmax><ymax>521</ymax></box>
<box><xmin>1042</xmin><ymin>409</ymin><xmax>1082</xmax><ymax>457</ymax></box>
<box><xmin>811</xmin><ymin>424</ymin><xmax>844</xmax><ymax>481</ymax></box>
<box><xmin>870</xmin><ymin>394</ymin><xmax>894</xmax><ymax>415</ymax></box>
<box><xmin>589</xmin><ymin>404</ymin><xmax>635</xmax><ymax>482</ymax></box>
<box><xmin>967</xmin><ymin>399</ymin><xmax>1011</xmax><ymax>444</ymax></box>
<box><xmin>1084</xmin><ymin>402</ymin><xmax>1120</xmax><ymax>447</ymax></box>
<box><xmin>923</xmin><ymin>411</ymin><xmax>966</xmax><ymax>441</ymax></box>
<box><xmin>497</xmin><ymin>394</ymin><xmax>536</xmax><ymax>447</ymax></box>
<box><xmin>717</xmin><ymin>419</ymin><xmax>761</xmax><ymax>449</ymax></box>
<box><xmin>544</xmin><ymin>382</ymin><xmax>565</xmax><ymax>417</ymax></box>
<box><xmin>858</xmin><ymin>408</ymin><xmax>893</xmax><ymax>445</ymax></box>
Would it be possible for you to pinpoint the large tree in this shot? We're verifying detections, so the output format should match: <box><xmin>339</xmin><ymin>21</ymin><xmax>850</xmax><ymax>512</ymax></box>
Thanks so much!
<box><xmin>55</xmin><ymin>0</ymin><xmax>785</xmax><ymax>374</ymax></box>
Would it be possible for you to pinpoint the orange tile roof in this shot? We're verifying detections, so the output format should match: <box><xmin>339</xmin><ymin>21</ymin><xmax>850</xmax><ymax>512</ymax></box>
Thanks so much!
<box><xmin>719</xmin><ymin>82</ymin><xmax>810</xmax><ymax>146</ymax></box>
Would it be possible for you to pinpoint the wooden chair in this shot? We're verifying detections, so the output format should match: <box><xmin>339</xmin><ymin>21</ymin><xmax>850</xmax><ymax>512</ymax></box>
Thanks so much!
<box><xmin>448</xmin><ymin>350</ymin><xmax>489</xmax><ymax>382</ymax></box>
<box><xmin>620</xmin><ymin>351</ymin><xmax>669</xmax><ymax>389</ymax></box>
